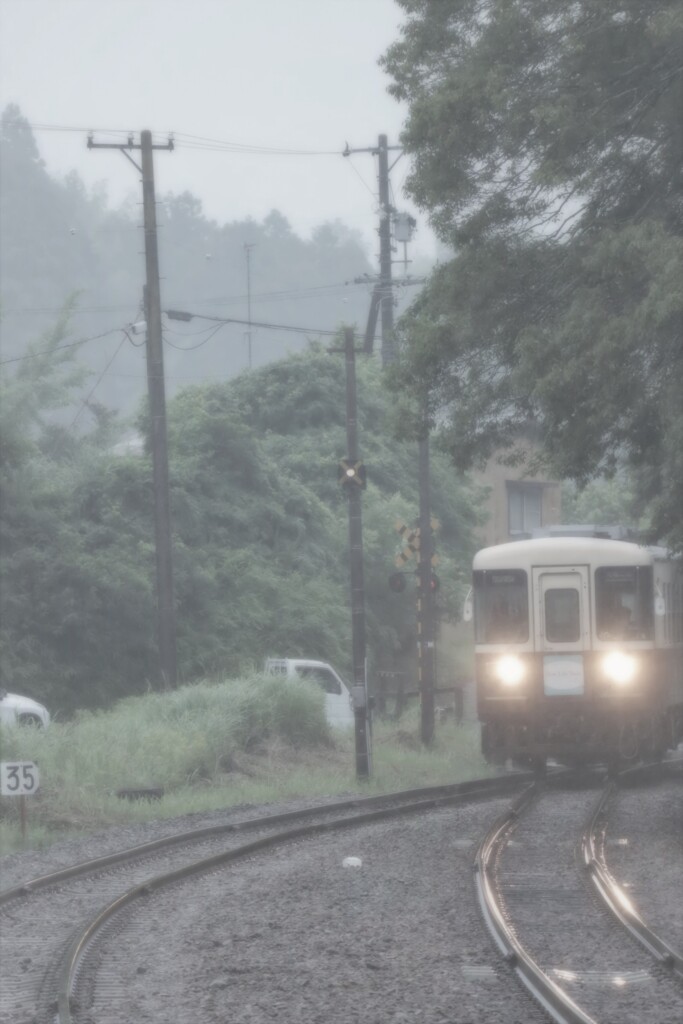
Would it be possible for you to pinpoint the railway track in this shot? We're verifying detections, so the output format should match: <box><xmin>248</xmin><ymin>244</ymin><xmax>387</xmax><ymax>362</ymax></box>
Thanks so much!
<box><xmin>476</xmin><ymin>762</ymin><xmax>683</xmax><ymax>1024</ymax></box>
<box><xmin>0</xmin><ymin>773</ymin><xmax>527</xmax><ymax>1024</ymax></box>
<box><xmin>3</xmin><ymin>765</ymin><xmax>679</xmax><ymax>1023</ymax></box>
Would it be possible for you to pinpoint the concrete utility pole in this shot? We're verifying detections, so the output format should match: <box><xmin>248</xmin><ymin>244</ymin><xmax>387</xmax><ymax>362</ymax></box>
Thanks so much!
<box><xmin>88</xmin><ymin>130</ymin><xmax>177</xmax><ymax>689</ymax></box>
<box><xmin>417</xmin><ymin>432</ymin><xmax>436</xmax><ymax>745</ymax></box>
<box><xmin>337</xmin><ymin>326</ymin><xmax>371</xmax><ymax>778</ymax></box>
<box><xmin>376</xmin><ymin>135</ymin><xmax>395</xmax><ymax>367</ymax></box>
<box><xmin>343</xmin><ymin>135</ymin><xmax>402</xmax><ymax>367</ymax></box>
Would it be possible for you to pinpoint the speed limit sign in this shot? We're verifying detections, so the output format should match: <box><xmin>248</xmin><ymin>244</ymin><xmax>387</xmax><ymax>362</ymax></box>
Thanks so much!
<box><xmin>0</xmin><ymin>761</ymin><xmax>40</xmax><ymax>796</ymax></box>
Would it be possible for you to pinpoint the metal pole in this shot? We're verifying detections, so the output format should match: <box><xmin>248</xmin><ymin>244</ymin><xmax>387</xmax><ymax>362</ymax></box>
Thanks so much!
<box><xmin>344</xmin><ymin>327</ymin><xmax>370</xmax><ymax>778</ymax></box>
<box><xmin>141</xmin><ymin>130</ymin><xmax>177</xmax><ymax>689</ymax></box>
<box><xmin>418</xmin><ymin>432</ymin><xmax>435</xmax><ymax>744</ymax></box>
<box><xmin>377</xmin><ymin>134</ymin><xmax>395</xmax><ymax>367</ymax></box>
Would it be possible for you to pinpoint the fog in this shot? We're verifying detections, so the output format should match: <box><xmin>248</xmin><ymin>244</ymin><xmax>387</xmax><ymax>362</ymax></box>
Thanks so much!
<box><xmin>0</xmin><ymin>0</ymin><xmax>436</xmax><ymax>258</ymax></box>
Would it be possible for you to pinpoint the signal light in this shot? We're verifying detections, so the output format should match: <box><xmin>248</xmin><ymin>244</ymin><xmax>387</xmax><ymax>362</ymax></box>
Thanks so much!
<box><xmin>338</xmin><ymin>458</ymin><xmax>367</xmax><ymax>488</ymax></box>
<box><xmin>416</xmin><ymin>572</ymin><xmax>440</xmax><ymax>592</ymax></box>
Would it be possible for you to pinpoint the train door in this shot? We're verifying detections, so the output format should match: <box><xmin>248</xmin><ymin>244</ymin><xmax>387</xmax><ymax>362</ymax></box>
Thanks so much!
<box><xmin>532</xmin><ymin>567</ymin><xmax>590</xmax><ymax>696</ymax></box>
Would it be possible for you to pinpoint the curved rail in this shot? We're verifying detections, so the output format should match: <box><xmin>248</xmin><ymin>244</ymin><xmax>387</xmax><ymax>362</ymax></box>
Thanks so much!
<box><xmin>49</xmin><ymin>774</ymin><xmax>529</xmax><ymax>1023</ymax></box>
<box><xmin>0</xmin><ymin>773</ymin><xmax>528</xmax><ymax>908</ymax></box>
<box><xmin>581</xmin><ymin>777</ymin><xmax>683</xmax><ymax>981</ymax></box>
<box><xmin>474</xmin><ymin>783</ymin><xmax>598</xmax><ymax>1024</ymax></box>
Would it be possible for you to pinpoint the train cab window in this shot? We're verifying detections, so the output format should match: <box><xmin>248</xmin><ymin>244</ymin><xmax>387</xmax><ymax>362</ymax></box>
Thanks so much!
<box><xmin>473</xmin><ymin>570</ymin><xmax>529</xmax><ymax>643</ymax></box>
<box><xmin>544</xmin><ymin>589</ymin><xmax>580</xmax><ymax>643</ymax></box>
<box><xmin>595</xmin><ymin>566</ymin><xmax>653</xmax><ymax>641</ymax></box>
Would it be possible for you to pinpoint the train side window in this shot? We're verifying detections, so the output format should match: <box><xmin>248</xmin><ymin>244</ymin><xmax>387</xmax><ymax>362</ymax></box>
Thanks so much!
<box><xmin>473</xmin><ymin>569</ymin><xmax>529</xmax><ymax>643</ymax></box>
<box><xmin>544</xmin><ymin>588</ymin><xmax>580</xmax><ymax>643</ymax></box>
<box><xmin>595</xmin><ymin>566</ymin><xmax>653</xmax><ymax>641</ymax></box>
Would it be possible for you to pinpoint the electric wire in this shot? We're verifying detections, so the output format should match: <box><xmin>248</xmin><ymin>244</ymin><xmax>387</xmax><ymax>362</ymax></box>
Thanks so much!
<box><xmin>2</xmin><ymin>280</ymin><xmax>371</xmax><ymax>317</ymax></box>
<box><xmin>70</xmin><ymin>332</ymin><xmax>129</xmax><ymax>426</ymax></box>
<box><xmin>0</xmin><ymin>327</ymin><xmax>127</xmax><ymax>366</ymax></box>
<box><xmin>23</xmin><ymin>123</ymin><xmax>341</xmax><ymax>156</ymax></box>
<box><xmin>164</xmin><ymin>311</ymin><xmax>339</xmax><ymax>337</ymax></box>
<box><xmin>344</xmin><ymin>156</ymin><xmax>379</xmax><ymax>201</ymax></box>
<box><xmin>162</xmin><ymin>322</ymin><xmax>227</xmax><ymax>351</ymax></box>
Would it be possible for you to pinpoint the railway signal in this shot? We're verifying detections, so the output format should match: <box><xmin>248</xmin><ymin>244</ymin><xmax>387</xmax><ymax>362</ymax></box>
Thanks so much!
<box><xmin>338</xmin><ymin>458</ymin><xmax>367</xmax><ymax>488</ymax></box>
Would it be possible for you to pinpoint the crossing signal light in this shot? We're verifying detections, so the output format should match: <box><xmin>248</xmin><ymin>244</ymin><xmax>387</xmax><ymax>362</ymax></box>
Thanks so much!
<box><xmin>417</xmin><ymin>572</ymin><xmax>440</xmax><ymax>592</ymax></box>
<box><xmin>338</xmin><ymin>458</ymin><xmax>366</xmax><ymax>488</ymax></box>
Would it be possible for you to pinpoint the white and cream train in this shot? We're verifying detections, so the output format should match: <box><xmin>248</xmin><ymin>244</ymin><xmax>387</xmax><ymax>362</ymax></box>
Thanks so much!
<box><xmin>472</xmin><ymin>533</ymin><xmax>683</xmax><ymax>768</ymax></box>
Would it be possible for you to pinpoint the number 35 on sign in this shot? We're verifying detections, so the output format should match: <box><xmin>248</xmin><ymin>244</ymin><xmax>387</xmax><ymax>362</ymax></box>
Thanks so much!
<box><xmin>1</xmin><ymin>761</ymin><xmax>40</xmax><ymax>796</ymax></box>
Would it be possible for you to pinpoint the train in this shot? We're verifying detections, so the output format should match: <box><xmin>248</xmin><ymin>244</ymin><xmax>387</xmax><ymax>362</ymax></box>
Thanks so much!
<box><xmin>471</xmin><ymin>530</ymin><xmax>683</xmax><ymax>770</ymax></box>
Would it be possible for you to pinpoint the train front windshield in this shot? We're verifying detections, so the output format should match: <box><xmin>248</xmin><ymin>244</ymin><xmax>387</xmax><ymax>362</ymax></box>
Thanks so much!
<box><xmin>473</xmin><ymin>570</ymin><xmax>529</xmax><ymax>643</ymax></box>
<box><xmin>595</xmin><ymin>565</ymin><xmax>653</xmax><ymax>641</ymax></box>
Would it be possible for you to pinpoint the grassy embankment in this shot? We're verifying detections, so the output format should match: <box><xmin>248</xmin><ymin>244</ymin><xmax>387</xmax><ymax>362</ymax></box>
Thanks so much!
<box><xmin>0</xmin><ymin>673</ymin><xmax>488</xmax><ymax>857</ymax></box>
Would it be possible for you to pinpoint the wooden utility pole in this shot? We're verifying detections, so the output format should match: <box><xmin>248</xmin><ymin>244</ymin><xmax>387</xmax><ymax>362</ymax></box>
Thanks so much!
<box><xmin>88</xmin><ymin>130</ymin><xmax>177</xmax><ymax>689</ymax></box>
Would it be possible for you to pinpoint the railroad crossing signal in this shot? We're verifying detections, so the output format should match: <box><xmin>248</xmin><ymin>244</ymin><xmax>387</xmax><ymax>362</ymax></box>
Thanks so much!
<box><xmin>338</xmin><ymin>458</ymin><xmax>366</xmax><ymax>488</ymax></box>
<box><xmin>394</xmin><ymin>519</ymin><xmax>440</xmax><ymax>567</ymax></box>
<box><xmin>395</xmin><ymin>519</ymin><xmax>421</xmax><ymax>566</ymax></box>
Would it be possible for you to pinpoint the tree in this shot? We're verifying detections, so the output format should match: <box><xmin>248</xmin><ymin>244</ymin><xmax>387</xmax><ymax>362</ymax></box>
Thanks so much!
<box><xmin>382</xmin><ymin>1</ymin><xmax>683</xmax><ymax>548</ymax></box>
<box><xmin>0</xmin><ymin>311</ymin><xmax>158</xmax><ymax>711</ymax></box>
<box><xmin>1</xmin><ymin>322</ymin><xmax>481</xmax><ymax>715</ymax></box>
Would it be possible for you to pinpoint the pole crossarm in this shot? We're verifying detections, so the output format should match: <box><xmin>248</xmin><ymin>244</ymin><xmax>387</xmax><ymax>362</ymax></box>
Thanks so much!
<box><xmin>342</xmin><ymin>142</ymin><xmax>402</xmax><ymax>157</ymax></box>
<box><xmin>87</xmin><ymin>133</ymin><xmax>173</xmax><ymax>174</ymax></box>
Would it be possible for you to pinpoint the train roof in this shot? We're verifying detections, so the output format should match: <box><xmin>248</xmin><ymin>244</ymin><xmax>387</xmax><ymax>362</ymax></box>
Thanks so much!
<box><xmin>473</xmin><ymin>535</ymin><xmax>656</xmax><ymax>571</ymax></box>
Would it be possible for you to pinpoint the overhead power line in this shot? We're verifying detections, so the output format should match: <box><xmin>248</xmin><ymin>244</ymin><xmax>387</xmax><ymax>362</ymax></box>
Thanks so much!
<box><xmin>23</xmin><ymin>122</ymin><xmax>340</xmax><ymax>156</ymax></box>
<box><xmin>2</xmin><ymin>280</ymin><xmax>373</xmax><ymax>317</ymax></box>
<box><xmin>0</xmin><ymin>327</ymin><xmax>127</xmax><ymax>365</ymax></box>
<box><xmin>165</xmin><ymin>310</ymin><xmax>340</xmax><ymax>337</ymax></box>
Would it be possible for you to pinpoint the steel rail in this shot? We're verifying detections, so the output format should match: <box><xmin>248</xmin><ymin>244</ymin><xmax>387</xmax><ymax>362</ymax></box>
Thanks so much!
<box><xmin>51</xmin><ymin>775</ymin><xmax>529</xmax><ymax>1023</ymax></box>
<box><xmin>582</xmin><ymin>775</ymin><xmax>683</xmax><ymax>981</ymax></box>
<box><xmin>0</xmin><ymin>773</ymin><xmax>529</xmax><ymax>909</ymax></box>
<box><xmin>474</xmin><ymin>783</ymin><xmax>599</xmax><ymax>1024</ymax></box>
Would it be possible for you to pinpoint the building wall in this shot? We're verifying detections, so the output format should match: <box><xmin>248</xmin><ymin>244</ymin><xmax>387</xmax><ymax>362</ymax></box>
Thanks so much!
<box><xmin>472</xmin><ymin>456</ymin><xmax>561</xmax><ymax>548</ymax></box>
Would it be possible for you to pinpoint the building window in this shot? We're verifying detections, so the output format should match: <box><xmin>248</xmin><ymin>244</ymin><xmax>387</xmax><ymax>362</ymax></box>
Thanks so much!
<box><xmin>507</xmin><ymin>483</ymin><xmax>542</xmax><ymax>535</ymax></box>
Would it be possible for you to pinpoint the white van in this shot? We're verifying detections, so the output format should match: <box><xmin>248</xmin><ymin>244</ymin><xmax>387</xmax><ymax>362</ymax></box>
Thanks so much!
<box><xmin>264</xmin><ymin>659</ymin><xmax>354</xmax><ymax>729</ymax></box>
<box><xmin>0</xmin><ymin>690</ymin><xmax>50</xmax><ymax>728</ymax></box>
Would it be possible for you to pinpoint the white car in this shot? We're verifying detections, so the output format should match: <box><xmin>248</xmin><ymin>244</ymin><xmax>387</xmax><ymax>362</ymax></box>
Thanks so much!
<box><xmin>0</xmin><ymin>690</ymin><xmax>50</xmax><ymax>728</ymax></box>
<box><xmin>264</xmin><ymin>659</ymin><xmax>355</xmax><ymax>729</ymax></box>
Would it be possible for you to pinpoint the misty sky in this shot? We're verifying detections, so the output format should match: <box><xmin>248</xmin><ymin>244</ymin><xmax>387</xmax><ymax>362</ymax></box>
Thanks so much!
<box><xmin>0</xmin><ymin>0</ymin><xmax>435</xmax><ymax>259</ymax></box>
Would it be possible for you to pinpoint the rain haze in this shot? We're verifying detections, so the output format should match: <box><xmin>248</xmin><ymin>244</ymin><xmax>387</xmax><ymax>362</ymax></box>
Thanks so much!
<box><xmin>0</xmin><ymin>0</ymin><xmax>434</xmax><ymax>259</ymax></box>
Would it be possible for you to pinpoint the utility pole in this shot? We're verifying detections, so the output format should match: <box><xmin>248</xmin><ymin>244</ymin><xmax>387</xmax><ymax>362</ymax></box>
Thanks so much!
<box><xmin>417</xmin><ymin>430</ymin><xmax>436</xmax><ymax>745</ymax></box>
<box><xmin>377</xmin><ymin>135</ymin><xmax>395</xmax><ymax>367</ymax></box>
<box><xmin>88</xmin><ymin>130</ymin><xmax>177</xmax><ymax>689</ymax></box>
<box><xmin>244</xmin><ymin>243</ymin><xmax>255</xmax><ymax>370</ymax></box>
<box><xmin>336</xmin><ymin>326</ymin><xmax>370</xmax><ymax>779</ymax></box>
<box><xmin>343</xmin><ymin>135</ymin><xmax>402</xmax><ymax>367</ymax></box>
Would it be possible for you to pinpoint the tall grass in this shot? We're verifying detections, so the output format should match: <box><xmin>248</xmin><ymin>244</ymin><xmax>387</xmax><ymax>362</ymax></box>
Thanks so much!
<box><xmin>0</xmin><ymin>674</ymin><xmax>488</xmax><ymax>856</ymax></box>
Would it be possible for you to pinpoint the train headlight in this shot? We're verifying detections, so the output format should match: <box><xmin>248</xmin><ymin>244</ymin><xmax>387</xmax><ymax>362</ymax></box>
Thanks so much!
<box><xmin>601</xmin><ymin>651</ymin><xmax>638</xmax><ymax>686</ymax></box>
<box><xmin>493</xmin><ymin>655</ymin><xmax>525</xmax><ymax>687</ymax></box>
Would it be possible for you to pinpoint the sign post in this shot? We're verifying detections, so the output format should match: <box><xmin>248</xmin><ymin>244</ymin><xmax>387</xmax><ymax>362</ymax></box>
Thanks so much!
<box><xmin>1</xmin><ymin>761</ymin><xmax>40</xmax><ymax>842</ymax></box>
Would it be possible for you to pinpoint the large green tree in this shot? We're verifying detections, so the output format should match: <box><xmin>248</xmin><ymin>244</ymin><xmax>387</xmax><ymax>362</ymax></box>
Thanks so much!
<box><xmin>382</xmin><ymin>1</ymin><xmax>683</xmax><ymax>548</ymax></box>
<box><xmin>1</xmin><ymin>328</ymin><xmax>480</xmax><ymax>715</ymax></box>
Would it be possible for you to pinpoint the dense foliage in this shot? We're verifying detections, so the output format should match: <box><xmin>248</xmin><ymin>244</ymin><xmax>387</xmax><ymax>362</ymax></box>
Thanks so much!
<box><xmin>0</xmin><ymin>334</ymin><xmax>479</xmax><ymax>715</ymax></box>
<box><xmin>381</xmin><ymin>1</ymin><xmax>683</xmax><ymax>549</ymax></box>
